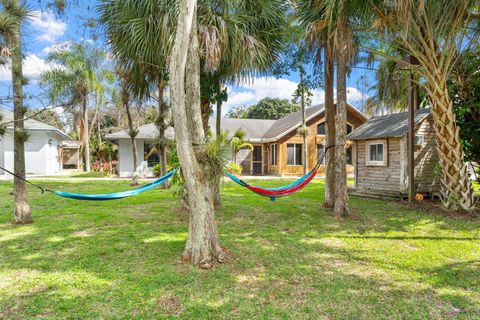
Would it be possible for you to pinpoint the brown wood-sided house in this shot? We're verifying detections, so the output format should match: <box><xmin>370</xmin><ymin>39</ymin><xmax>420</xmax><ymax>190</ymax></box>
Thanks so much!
<box><xmin>221</xmin><ymin>103</ymin><xmax>366</xmax><ymax>176</ymax></box>
<box><xmin>106</xmin><ymin>103</ymin><xmax>367</xmax><ymax>177</ymax></box>
<box><xmin>347</xmin><ymin>108</ymin><xmax>440</xmax><ymax>198</ymax></box>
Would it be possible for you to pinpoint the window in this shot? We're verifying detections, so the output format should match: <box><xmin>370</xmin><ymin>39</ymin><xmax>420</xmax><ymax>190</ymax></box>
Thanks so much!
<box><xmin>347</xmin><ymin>124</ymin><xmax>353</xmax><ymax>134</ymax></box>
<box><xmin>367</xmin><ymin>141</ymin><xmax>386</xmax><ymax>166</ymax></box>
<box><xmin>317</xmin><ymin>144</ymin><xmax>325</xmax><ymax>164</ymax></box>
<box><xmin>287</xmin><ymin>143</ymin><xmax>302</xmax><ymax>165</ymax></box>
<box><xmin>144</xmin><ymin>142</ymin><xmax>160</xmax><ymax>167</ymax></box>
<box><xmin>252</xmin><ymin>146</ymin><xmax>262</xmax><ymax>161</ymax></box>
<box><xmin>317</xmin><ymin>122</ymin><xmax>325</xmax><ymax>135</ymax></box>
<box><xmin>271</xmin><ymin>144</ymin><xmax>277</xmax><ymax>166</ymax></box>
<box><xmin>346</xmin><ymin>145</ymin><xmax>352</xmax><ymax>165</ymax></box>
<box><xmin>414</xmin><ymin>135</ymin><xmax>424</xmax><ymax>146</ymax></box>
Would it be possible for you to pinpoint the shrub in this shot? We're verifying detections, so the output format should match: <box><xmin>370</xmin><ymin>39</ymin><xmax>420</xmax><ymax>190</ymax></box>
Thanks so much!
<box><xmin>92</xmin><ymin>160</ymin><xmax>118</xmax><ymax>176</ymax></box>
<box><xmin>153</xmin><ymin>163</ymin><xmax>161</xmax><ymax>178</ymax></box>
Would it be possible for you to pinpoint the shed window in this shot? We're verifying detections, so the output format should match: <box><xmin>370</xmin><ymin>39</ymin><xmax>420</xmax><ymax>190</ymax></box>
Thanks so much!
<box><xmin>287</xmin><ymin>143</ymin><xmax>302</xmax><ymax>165</ymax></box>
<box><xmin>271</xmin><ymin>144</ymin><xmax>277</xmax><ymax>166</ymax></box>
<box><xmin>366</xmin><ymin>141</ymin><xmax>386</xmax><ymax>166</ymax></box>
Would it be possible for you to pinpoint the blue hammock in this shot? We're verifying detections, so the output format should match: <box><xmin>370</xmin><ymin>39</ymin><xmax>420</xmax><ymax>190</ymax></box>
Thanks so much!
<box><xmin>53</xmin><ymin>169</ymin><xmax>176</xmax><ymax>201</ymax></box>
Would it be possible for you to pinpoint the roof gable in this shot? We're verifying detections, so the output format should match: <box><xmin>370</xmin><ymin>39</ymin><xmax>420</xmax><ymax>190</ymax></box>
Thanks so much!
<box><xmin>0</xmin><ymin>108</ymin><xmax>69</xmax><ymax>139</ymax></box>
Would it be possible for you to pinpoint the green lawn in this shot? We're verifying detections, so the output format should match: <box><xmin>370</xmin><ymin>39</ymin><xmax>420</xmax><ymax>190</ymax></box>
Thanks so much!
<box><xmin>0</xmin><ymin>178</ymin><xmax>479</xmax><ymax>319</ymax></box>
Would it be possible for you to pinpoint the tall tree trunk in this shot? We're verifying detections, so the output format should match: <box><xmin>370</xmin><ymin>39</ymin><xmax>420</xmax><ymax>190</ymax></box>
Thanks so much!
<box><xmin>213</xmin><ymin>84</ymin><xmax>222</xmax><ymax>208</ymax></box>
<box><xmin>10</xmin><ymin>26</ymin><xmax>32</xmax><ymax>224</ymax></box>
<box><xmin>216</xmin><ymin>99</ymin><xmax>221</xmax><ymax>137</ymax></box>
<box><xmin>169</xmin><ymin>0</ymin><xmax>224</xmax><ymax>266</ymax></box>
<box><xmin>124</xmin><ymin>88</ymin><xmax>138</xmax><ymax>184</ymax></box>
<box><xmin>200</xmin><ymin>98</ymin><xmax>210</xmax><ymax>134</ymax></box>
<box><xmin>333</xmin><ymin>12</ymin><xmax>351</xmax><ymax>218</ymax></box>
<box><xmin>425</xmin><ymin>73</ymin><xmax>474</xmax><ymax>210</ymax></box>
<box><xmin>299</xmin><ymin>62</ymin><xmax>308</xmax><ymax>175</ymax></box>
<box><xmin>157</xmin><ymin>80</ymin><xmax>168</xmax><ymax>179</ymax></box>
<box><xmin>82</xmin><ymin>94</ymin><xmax>91</xmax><ymax>172</ymax></box>
<box><xmin>324</xmin><ymin>42</ymin><xmax>335</xmax><ymax>208</ymax></box>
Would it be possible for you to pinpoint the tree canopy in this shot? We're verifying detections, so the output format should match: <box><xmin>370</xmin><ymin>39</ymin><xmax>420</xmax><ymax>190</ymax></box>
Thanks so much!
<box><xmin>226</xmin><ymin>98</ymin><xmax>300</xmax><ymax>120</ymax></box>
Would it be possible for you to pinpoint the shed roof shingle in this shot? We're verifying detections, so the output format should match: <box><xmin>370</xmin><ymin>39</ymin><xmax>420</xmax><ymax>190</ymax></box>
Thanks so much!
<box><xmin>347</xmin><ymin>108</ymin><xmax>431</xmax><ymax>141</ymax></box>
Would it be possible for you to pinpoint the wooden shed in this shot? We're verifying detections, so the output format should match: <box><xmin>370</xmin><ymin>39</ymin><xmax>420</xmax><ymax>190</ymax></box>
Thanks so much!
<box><xmin>347</xmin><ymin>108</ymin><xmax>440</xmax><ymax>198</ymax></box>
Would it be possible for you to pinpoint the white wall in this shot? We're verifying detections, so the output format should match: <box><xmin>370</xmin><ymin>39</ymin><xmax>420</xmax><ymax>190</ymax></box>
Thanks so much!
<box><xmin>1</xmin><ymin>131</ymin><xmax>63</xmax><ymax>175</ymax></box>
<box><xmin>118</xmin><ymin>138</ymin><xmax>145</xmax><ymax>177</ymax></box>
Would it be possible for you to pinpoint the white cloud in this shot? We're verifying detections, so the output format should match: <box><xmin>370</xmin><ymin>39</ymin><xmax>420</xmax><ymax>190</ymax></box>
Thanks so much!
<box><xmin>226</xmin><ymin>91</ymin><xmax>255</xmax><ymax>106</ymax></box>
<box><xmin>222</xmin><ymin>76</ymin><xmax>368</xmax><ymax>115</ymax></box>
<box><xmin>42</xmin><ymin>41</ymin><xmax>71</xmax><ymax>56</ymax></box>
<box><xmin>0</xmin><ymin>54</ymin><xmax>54</xmax><ymax>81</ymax></box>
<box><xmin>29</xmin><ymin>10</ymin><xmax>67</xmax><ymax>43</ymax></box>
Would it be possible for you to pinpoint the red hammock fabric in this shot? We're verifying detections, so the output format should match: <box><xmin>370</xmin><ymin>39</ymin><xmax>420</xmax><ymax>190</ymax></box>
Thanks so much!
<box><xmin>245</xmin><ymin>168</ymin><xmax>318</xmax><ymax>197</ymax></box>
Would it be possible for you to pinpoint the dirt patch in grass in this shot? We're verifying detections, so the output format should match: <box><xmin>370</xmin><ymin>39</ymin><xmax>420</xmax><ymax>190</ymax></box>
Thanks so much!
<box><xmin>399</xmin><ymin>199</ymin><xmax>480</xmax><ymax>219</ymax></box>
<box><xmin>156</xmin><ymin>295</ymin><xmax>184</xmax><ymax>316</ymax></box>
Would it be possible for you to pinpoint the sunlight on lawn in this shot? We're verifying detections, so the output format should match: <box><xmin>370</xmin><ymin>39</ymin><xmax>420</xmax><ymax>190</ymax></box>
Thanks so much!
<box><xmin>0</xmin><ymin>179</ymin><xmax>479</xmax><ymax>319</ymax></box>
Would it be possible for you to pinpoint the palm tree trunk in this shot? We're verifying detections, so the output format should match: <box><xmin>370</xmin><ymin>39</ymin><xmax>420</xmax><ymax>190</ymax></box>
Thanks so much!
<box><xmin>216</xmin><ymin>98</ymin><xmax>221</xmax><ymax>137</ymax></box>
<box><xmin>324</xmin><ymin>42</ymin><xmax>335</xmax><ymax>208</ymax></box>
<box><xmin>425</xmin><ymin>73</ymin><xmax>474</xmax><ymax>210</ymax></box>
<box><xmin>82</xmin><ymin>94</ymin><xmax>91</xmax><ymax>172</ymax></box>
<box><xmin>124</xmin><ymin>88</ymin><xmax>138</xmax><ymax>184</ymax></box>
<box><xmin>10</xmin><ymin>28</ymin><xmax>32</xmax><ymax>224</ymax></box>
<box><xmin>170</xmin><ymin>0</ymin><xmax>224</xmax><ymax>266</ymax></box>
<box><xmin>333</xmin><ymin>11</ymin><xmax>351</xmax><ymax>218</ymax></box>
<box><xmin>213</xmin><ymin>84</ymin><xmax>223</xmax><ymax>208</ymax></box>
<box><xmin>300</xmin><ymin>61</ymin><xmax>308</xmax><ymax>175</ymax></box>
<box><xmin>157</xmin><ymin>80</ymin><xmax>168</xmax><ymax>178</ymax></box>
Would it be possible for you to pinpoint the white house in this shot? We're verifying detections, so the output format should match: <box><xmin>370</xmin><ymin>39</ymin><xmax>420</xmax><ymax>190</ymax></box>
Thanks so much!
<box><xmin>105</xmin><ymin>123</ymin><xmax>175</xmax><ymax>177</ymax></box>
<box><xmin>0</xmin><ymin>109</ymin><xmax>69</xmax><ymax>175</ymax></box>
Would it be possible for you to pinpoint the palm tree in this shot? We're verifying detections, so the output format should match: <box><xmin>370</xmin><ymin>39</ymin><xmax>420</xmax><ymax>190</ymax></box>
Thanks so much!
<box><xmin>40</xmin><ymin>43</ymin><xmax>110</xmax><ymax>172</ymax></box>
<box><xmin>0</xmin><ymin>0</ymin><xmax>31</xmax><ymax>223</ymax></box>
<box><xmin>99</xmin><ymin>0</ymin><xmax>172</xmax><ymax>179</ymax></box>
<box><xmin>295</xmin><ymin>0</ymin><xmax>336</xmax><ymax>208</ymax></box>
<box><xmin>100</xmin><ymin>0</ymin><xmax>287</xmax><ymax>207</ymax></box>
<box><xmin>373</xmin><ymin>0</ymin><xmax>476</xmax><ymax>210</ymax></box>
<box><xmin>230</xmin><ymin>129</ymin><xmax>253</xmax><ymax>163</ymax></box>
<box><xmin>299</xmin><ymin>0</ymin><xmax>374</xmax><ymax>216</ymax></box>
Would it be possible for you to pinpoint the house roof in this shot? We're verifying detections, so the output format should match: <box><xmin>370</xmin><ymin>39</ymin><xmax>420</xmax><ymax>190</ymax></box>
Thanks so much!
<box><xmin>347</xmin><ymin>108</ymin><xmax>431</xmax><ymax>141</ymax></box>
<box><xmin>105</xmin><ymin>123</ymin><xmax>175</xmax><ymax>140</ymax></box>
<box><xmin>208</xmin><ymin>117</ymin><xmax>276</xmax><ymax>142</ymax></box>
<box><xmin>1</xmin><ymin>108</ymin><xmax>69</xmax><ymax>139</ymax></box>
<box><xmin>105</xmin><ymin>103</ymin><xmax>367</xmax><ymax>143</ymax></box>
<box><xmin>262</xmin><ymin>104</ymin><xmax>324</xmax><ymax>141</ymax></box>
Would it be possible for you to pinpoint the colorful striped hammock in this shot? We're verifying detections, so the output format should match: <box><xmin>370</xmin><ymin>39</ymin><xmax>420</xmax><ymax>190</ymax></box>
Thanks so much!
<box><xmin>53</xmin><ymin>169</ymin><xmax>176</xmax><ymax>201</ymax></box>
<box><xmin>225</xmin><ymin>164</ymin><xmax>320</xmax><ymax>201</ymax></box>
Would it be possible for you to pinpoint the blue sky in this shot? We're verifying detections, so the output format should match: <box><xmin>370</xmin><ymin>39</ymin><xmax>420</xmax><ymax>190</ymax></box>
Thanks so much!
<box><xmin>0</xmin><ymin>1</ymin><xmax>377</xmax><ymax>115</ymax></box>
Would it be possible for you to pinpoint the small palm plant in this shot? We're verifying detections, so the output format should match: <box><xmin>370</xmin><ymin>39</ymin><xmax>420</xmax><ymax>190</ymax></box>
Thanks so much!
<box><xmin>230</xmin><ymin>129</ymin><xmax>253</xmax><ymax>163</ymax></box>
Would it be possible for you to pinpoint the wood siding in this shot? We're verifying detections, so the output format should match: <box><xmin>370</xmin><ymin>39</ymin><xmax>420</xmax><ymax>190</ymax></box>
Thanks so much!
<box><xmin>353</xmin><ymin>115</ymin><xmax>439</xmax><ymax>196</ymax></box>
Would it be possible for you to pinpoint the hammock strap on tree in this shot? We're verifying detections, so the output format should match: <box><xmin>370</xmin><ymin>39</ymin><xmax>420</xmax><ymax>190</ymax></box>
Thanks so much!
<box><xmin>225</xmin><ymin>145</ymin><xmax>334</xmax><ymax>201</ymax></box>
<box><xmin>0</xmin><ymin>165</ymin><xmax>47</xmax><ymax>193</ymax></box>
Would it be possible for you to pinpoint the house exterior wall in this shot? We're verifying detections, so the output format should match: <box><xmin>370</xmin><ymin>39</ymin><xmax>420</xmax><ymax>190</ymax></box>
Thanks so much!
<box><xmin>353</xmin><ymin>116</ymin><xmax>439</xmax><ymax>196</ymax></box>
<box><xmin>354</xmin><ymin>137</ymin><xmax>403</xmax><ymax>194</ymax></box>
<box><xmin>271</xmin><ymin>111</ymin><xmax>362</xmax><ymax>176</ymax></box>
<box><xmin>406</xmin><ymin>117</ymin><xmax>439</xmax><ymax>193</ymax></box>
<box><xmin>117</xmin><ymin>138</ymin><xmax>146</xmax><ymax>177</ymax></box>
<box><xmin>1</xmin><ymin>131</ymin><xmax>63</xmax><ymax>175</ymax></box>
